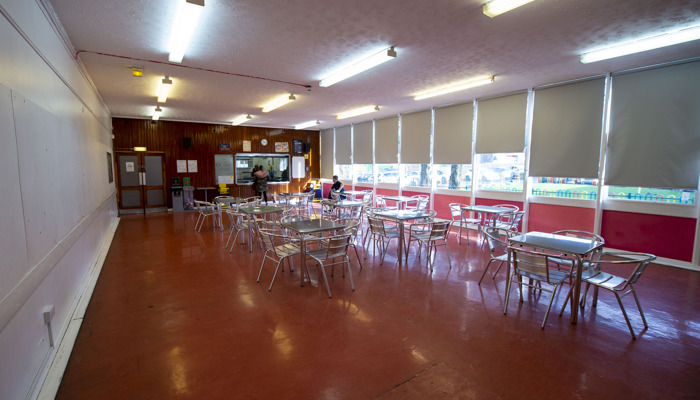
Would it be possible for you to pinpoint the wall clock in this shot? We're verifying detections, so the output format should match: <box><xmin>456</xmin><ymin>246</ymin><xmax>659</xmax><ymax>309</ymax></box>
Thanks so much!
<box><xmin>261</xmin><ymin>139</ymin><xmax>268</xmax><ymax>146</ymax></box>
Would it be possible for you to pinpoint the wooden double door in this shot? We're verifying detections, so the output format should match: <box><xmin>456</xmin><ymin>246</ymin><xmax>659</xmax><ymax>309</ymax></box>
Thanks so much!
<box><xmin>116</xmin><ymin>152</ymin><xmax>167</xmax><ymax>214</ymax></box>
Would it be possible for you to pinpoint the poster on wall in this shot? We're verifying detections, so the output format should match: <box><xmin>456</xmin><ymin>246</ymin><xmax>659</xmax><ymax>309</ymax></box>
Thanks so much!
<box><xmin>176</xmin><ymin>160</ymin><xmax>187</xmax><ymax>173</ymax></box>
<box><xmin>275</xmin><ymin>142</ymin><xmax>289</xmax><ymax>152</ymax></box>
<box><xmin>219</xmin><ymin>143</ymin><xmax>231</xmax><ymax>152</ymax></box>
<box><xmin>243</xmin><ymin>140</ymin><xmax>251</xmax><ymax>152</ymax></box>
<box><xmin>187</xmin><ymin>160</ymin><xmax>198</xmax><ymax>172</ymax></box>
<box><xmin>125</xmin><ymin>162</ymin><xmax>134</xmax><ymax>172</ymax></box>
<box><xmin>292</xmin><ymin>139</ymin><xmax>303</xmax><ymax>155</ymax></box>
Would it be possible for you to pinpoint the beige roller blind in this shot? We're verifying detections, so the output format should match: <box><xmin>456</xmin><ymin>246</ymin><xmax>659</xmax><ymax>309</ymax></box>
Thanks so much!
<box><xmin>353</xmin><ymin>121</ymin><xmax>373</xmax><ymax>164</ymax></box>
<box><xmin>529</xmin><ymin>78</ymin><xmax>605</xmax><ymax>178</ymax></box>
<box><xmin>375</xmin><ymin>116</ymin><xmax>398</xmax><ymax>163</ymax></box>
<box><xmin>434</xmin><ymin>102</ymin><xmax>473</xmax><ymax>164</ymax></box>
<box><xmin>475</xmin><ymin>92</ymin><xmax>527</xmax><ymax>153</ymax></box>
<box><xmin>335</xmin><ymin>125</ymin><xmax>352</xmax><ymax>164</ymax></box>
<box><xmin>606</xmin><ymin>61</ymin><xmax>700</xmax><ymax>189</ymax></box>
<box><xmin>320</xmin><ymin>129</ymin><xmax>334</xmax><ymax>178</ymax></box>
<box><xmin>400</xmin><ymin>110</ymin><xmax>431</xmax><ymax>164</ymax></box>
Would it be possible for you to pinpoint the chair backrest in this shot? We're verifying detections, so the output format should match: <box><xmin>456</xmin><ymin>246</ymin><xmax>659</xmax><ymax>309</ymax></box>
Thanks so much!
<box><xmin>368</xmin><ymin>216</ymin><xmax>389</xmax><ymax>236</ymax></box>
<box><xmin>361</xmin><ymin>191</ymin><xmax>373</xmax><ymax>206</ymax></box>
<box><xmin>552</xmin><ymin>230</ymin><xmax>605</xmax><ymax>260</ymax></box>
<box><xmin>343</xmin><ymin>218</ymin><xmax>362</xmax><ymax>241</ymax></box>
<box><xmin>375</xmin><ymin>196</ymin><xmax>388</xmax><ymax>208</ymax></box>
<box><xmin>318</xmin><ymin>234</ymin><xmax>352</xmax><ymax>260</ymax></box>
<box><xmin>589</xmin><ymin>252</ymin><xmax>656</xmax><ymax>287</ymax></box>
<box><xmin>258</xmin><ymin>228</ymin><xmax>298</xmax><ymax>256</ymax></box>
<box><xmin>483</xmin><ymin>227</ymin><xmax>513</xmax><ymax>257</ymax></box>
<box><xmin>494</xmin><ymin>204</ymin><xmax>519</xmax><ymax>212</ymax></box>
<box><xmin>509</xmin><ymin>246</ymin><xmax>572</xmax><ymax>284</ymax></box>
<box><xmin>428</xmin><ymin>220</ymin><xmax>450</xmax><ymax>239</ymax></box>
<box><xmin>448</xmin><ymin>203</ymin><xmax>468</xmax><ymax>221</ymax></box>
<box><xmin>507</xmin><ymin>211</ymin><xmax>525</xmax><ymax>231</ymax></box>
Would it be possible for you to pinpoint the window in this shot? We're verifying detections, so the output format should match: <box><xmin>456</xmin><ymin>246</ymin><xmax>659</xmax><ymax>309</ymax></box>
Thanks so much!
<box><xmin>476</xmin><ymin>153</ymin><xmax>525</xmax><ymax>192</ymax></box>
<box><xmin>531</xmin><ymin>177</ymin><xmax>598</xmax><ymax>199</ymax></box>
<box><xmin>215</xmin><ymin>154</ymin><xmax>234</xmax><ymax>184</ymax></box>
<box><xmin>354</xmin><ymin>164</ymin><xmax>373</xmax><ymax>184</ymax></box>
<box><xmin>234</xmin><ymin>153</ymin><xmax>290</xmax><ymax>184</ymax></box>
<box><xmin>334</xmin><ymin>164</ymin><xmax>353</xmax><ymax>181</ymax></box>
<box><xmin>606</xmin><ymin>186</ymin><xmax>696</xmax><ymax>205</ymax></box>
<box><xmin>434</xmin><ymin>164</ymin><xmax>471</xmax><ymax>190</ymax></box>
<box><xmin>377</xmin><ymin>164</ymin><xmax>399</xmax><ymax>184</ymax></box>
<box><xmin>402</xmin><ymin>164</ymin><xmax>431</xmax><ymax>188</ymax></box>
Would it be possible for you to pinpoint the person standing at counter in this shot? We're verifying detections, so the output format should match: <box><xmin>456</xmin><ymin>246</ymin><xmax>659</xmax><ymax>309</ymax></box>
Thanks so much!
<box><xmin>254</xmin><ymin>165</ymin><xmax>270</xmax><ymax>204</ymax></box>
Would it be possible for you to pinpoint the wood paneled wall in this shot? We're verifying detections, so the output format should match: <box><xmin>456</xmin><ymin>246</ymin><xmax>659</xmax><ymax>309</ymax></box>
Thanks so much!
<box><xmin>112</xmin><ymin>118</ymin><xmax>320</xmax><ymax>206</ymax></box>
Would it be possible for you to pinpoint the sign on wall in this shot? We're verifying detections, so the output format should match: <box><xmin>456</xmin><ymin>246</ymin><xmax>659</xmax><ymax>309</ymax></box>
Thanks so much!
<box><xmin>219</xmin><ymin>143</ymin><xmax>231</xmax><ymax>152</ymax></box>
<box><xmin>275</xmin><ymin>142</ymin><xmax>289</xmax><ymax>152</ymax></box>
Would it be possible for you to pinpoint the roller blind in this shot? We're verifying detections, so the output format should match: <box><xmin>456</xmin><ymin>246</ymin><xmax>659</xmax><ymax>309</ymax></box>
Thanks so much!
<box><xmin>353</xmin><ymin>121</ymin><xmax>373</xmax><ymax>164</ymax></box>
<box><xmin>606</xmin><ymin>61</ymin><xmax>700</xmax><ymax>189</ymax></box>
<box><xmin>320</xmin><ymin>129</ymin><xmax>334</xmax><ymax>178</ymax></box>
<box><xmin>375</xmin><ymin>116</ymin><xmax>398</xmax><ymax>163</ymax></box>
<box><xmin>475</xmin><ymin>92</ymin><xmax>527</xmax><ymax>153</ymax></box>
<box><xmin>400</xmin><ymin>110</ymin><xmax>431</xmax><ymax>164</ymax></box>
<box><xmin>529</xmin><ymin>78</ymin><xmax>605</xmax><ymax>178</ymax></box>
<box><xmin>434</xmin><ymin>102</ymin><xmax>473</xmax><ymax>164</ymax></box>
<box><xmin>335</xmin><ymin>125</ymin><xmax>352</xmax><ymax>164</ymax></box>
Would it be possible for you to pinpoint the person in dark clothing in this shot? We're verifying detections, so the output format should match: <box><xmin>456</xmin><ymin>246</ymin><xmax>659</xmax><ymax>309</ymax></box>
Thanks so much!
<box><xmin>328</xmin><ymin>175</ymin><xmax>345</xmax><ymax>200</ymax></box>
<box><xmin>254</xmin><ymin>165</ymin><xmax>270</xmax><ymax>204</ymax></box>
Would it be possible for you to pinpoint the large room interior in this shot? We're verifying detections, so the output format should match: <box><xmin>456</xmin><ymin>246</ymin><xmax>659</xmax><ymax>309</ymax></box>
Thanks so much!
<box><xmin>0</xmin><ymin>0</ymin><xmax>699</xmax><ymax>399</ymax></box>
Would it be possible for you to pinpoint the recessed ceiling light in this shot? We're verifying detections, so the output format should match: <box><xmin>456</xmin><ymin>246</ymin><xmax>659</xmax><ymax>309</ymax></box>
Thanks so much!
<box><xmin>580</xmin><ymin>24</ymin><xmax>700</xmax><ymax>63</ymax></box>
<box><xmin>231</xmin><ymin>114</ymin><xmax>252</xmax><ymax>126</ymax></box>
<box><xmin>168</xmin><ymin>0</ymin><xmax>205</xmax><ymax>63</ymax></box>
<box><xmin>152</xmin><ymin>106</ymin><xmax>163</xmax><ymax>121</ymax></box>
<box><xmin>483</xmin><ymin>0</ymin><xmax>535</xmax><ymax>18</ymax></box>
<box><xmin>319</xmin><ymin>47</ymin><xmax>397</xmax><ymax>87</ymax></box>
<box><xmin>295</xmin><ymin>120</ymin><xmax>320</xmax><ymax>129</ymax></box>
<box><xmin>336</xmin><ymin>105</ymin><xmax>380</xmax><ymax>120</ymax></box>
<box><xmin>414</xmin><ymin>76</ymin><xmax>494</xmax><ymax>100</ymax></box>
<box><xmin>262</xmin><ymin>94</ymin><xmax>296</xmax><ymax>113</ymax></box>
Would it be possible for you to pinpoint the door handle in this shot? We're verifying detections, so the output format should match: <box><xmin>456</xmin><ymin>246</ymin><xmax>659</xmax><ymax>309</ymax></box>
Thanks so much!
<box><xmin>141</xmin><ymin>172</ymin><xmax>147</xmax><ymax>186</ymax></box>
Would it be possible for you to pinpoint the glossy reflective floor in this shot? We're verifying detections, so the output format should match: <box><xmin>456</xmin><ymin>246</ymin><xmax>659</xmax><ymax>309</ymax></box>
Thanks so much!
<box><xmin>56</xmin><ymin>212</ymin><xmax>700</xmax><ymax>399</ymax></box>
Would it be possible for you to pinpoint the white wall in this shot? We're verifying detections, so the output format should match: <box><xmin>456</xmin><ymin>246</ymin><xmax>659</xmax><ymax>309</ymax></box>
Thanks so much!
<box><xmin>0</xmin><ymin>0</ymin><xmax>117</xmax><ymax>398</ymax></box>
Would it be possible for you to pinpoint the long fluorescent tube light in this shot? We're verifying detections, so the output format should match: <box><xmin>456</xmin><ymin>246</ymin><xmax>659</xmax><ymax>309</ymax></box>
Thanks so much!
<box><xmin>231</xmin><ymin>114</ymin><xmax>252</xmax><ymax>126</ymax></box>
<box><xmin>336</xmin><ymin>105</ymin><xmax>379</xmax><ymax>120</ymax></box>
<box><xmin>168</xmin><ymin>0</ymin><xmax>205</xmax><ymax>63</ymax></box>
<box><xmin>152</xmin><ymin>106</ymin><xmax>162</xmax><ymax>121</ymax></box>
<box><xmin>580</xmin><ymin>24</ymin><xmax>700</xmax><ymax>64</ymax></box>
<box><xmin>262</xmin><ymin>94</ymin><xmax>296</xmax><ymax>113</ymax></box>
<box><xmin>157</xmin><ymin>76</ymin><xmax>173</xmax><ymax>102</ymax></box>
<box><xmin>295</xmin><ymin>120</ymin><xmax>320</xmax><ymax>130</ymax></box>
<box><xmin>483</xmin><ymin>0</ymin><xmax>535</xmax><ymax>18</ymax></box>
<box><xmin>414</xmin><ymin>76</ymin><xmax>495</xmax><ymax>101</ymax></box>
<box><xmin>134</xmin><ymin>147</ymin><xmax>147</xmax><ymax>152</ymax></box>
<box><xmin>319</xmin><ymin>47</ymin><xmax>397</xmax><ymax>87</ymax></box>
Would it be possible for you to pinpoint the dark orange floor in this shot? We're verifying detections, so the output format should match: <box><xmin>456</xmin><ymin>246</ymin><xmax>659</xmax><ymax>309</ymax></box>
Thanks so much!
<box><xmin>56</xmin><ymin>212</ymin><xmax>700</xmax><ymax>399</ymax></box>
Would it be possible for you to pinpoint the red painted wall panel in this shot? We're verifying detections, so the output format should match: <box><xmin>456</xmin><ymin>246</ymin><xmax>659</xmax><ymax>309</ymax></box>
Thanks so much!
<box><xmin>433</xmin><ymin>194</ymin><xmax>470</xmax><ymax>220</ymax></box>
<box><xmin>601</xmin><ymin>210</ymin><xmax>695</xmax><ymax>262</ymax></box>
<box><xmin>528</xmin><ymin>203</ymin><xmax>595</xmax><ymax>233</ymax></box>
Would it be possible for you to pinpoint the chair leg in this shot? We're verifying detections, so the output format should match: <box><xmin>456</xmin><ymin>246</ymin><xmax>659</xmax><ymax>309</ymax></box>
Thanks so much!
<box><xmin>541</xmin><ymin>283</ymin><xmax>560</xmax><ymax>329</ymax></box>
<box><xmin>444</xmin><ymin>240</ymin><xmax>452</xmax><ymax>269</ymax></box>
<box><xmin>257</xmin><ymin>254</ymin><xmax>268</xmax><ymax>283</ymax></box>
<box><xmin>318</xmin><ymin>261</ymin><xmax>332</xmax><ymax>298</ymax></box>
<box><xmin>503</xmin><ymin>273</ymin><xmax>514</xmax><ymax>315</ymax></box>
<box><xmin>268</xmin><ymin>259</ymin><xmax>284</xmax><ymax>291</ymax></box>
<box><xmin>352</xmin><ymin>245</ymin><xmax>363</xmax><ymax>269</ymax></box>
<box><xmin>478</xmin><ymin>259</ymin><xmax>497</xmax><ymax>285</ymax></box>
<box><xmin>346</xmin><ymin>257</ymin><xmax>355</xmax><ymax>291</ymax></box>
<box><xmin>630</xmin><ymin>286</ymin><xmax>648</xmax><ymax>329</ymax></box>
<box><xmin>615</xmin><ymin>292</ymin><xmax>637</xmax><ymax>339</ymax></box>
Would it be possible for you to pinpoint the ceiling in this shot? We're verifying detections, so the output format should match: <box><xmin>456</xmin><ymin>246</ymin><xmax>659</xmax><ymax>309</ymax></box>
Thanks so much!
<box><xmin>47</xmin><ymin>0</ymin><xmax>700</xmax><ymax>130</ymax></box>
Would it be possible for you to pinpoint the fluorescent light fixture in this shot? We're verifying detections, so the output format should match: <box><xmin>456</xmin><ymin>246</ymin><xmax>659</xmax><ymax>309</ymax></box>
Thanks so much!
<box><xmin>319</xmin><ymin>46</ymin><xmax>397</xmax><ymax>87</ymax></box>
<box><xmin>152</xmin><ymin>106</ymin><xmax>162</xmax><ymax>121</ymax></box>
<box><xmin>134</xmin><ymin>147</ymin><xmax>147</xmax><ymax>152</ymax></box>
<box><xmin>295</xmin><ymin>120</ymin><xmax>320</xmax><ymax>130</ymax></box>
<box><xmin>483</xmin><ymin>0</ymin><xmax>535</xmax><ymax>18</ymax></box>
<box><xmin>157</xmin><ymin>76</ymin><xmax>173</xmax><ymax>103</ymax></box>
<box><xmin>262</xmin><ymin>94</ymin><xmax>296</xmax><ymax>113</ymax></box>
<box><xmin>336</xmin><ymin>105</ymin><xmax>379</xmax><ymax>120</ymax></box>
<box><xmin>580</xmin><ymin>24</ymin><xmax>700</xmax><ymax>64</ymax></box>
<box><xmin>413</xmin><ymin>76</ymin><xmax>495</xmax><ymax>100</ymax></box>
<box><xmin>168</xmin><ymin>0</ymin><xmax>205</xmax><ymax>63</ymax></box>
<box><xmin>231</xmin><ymin>114</ymin><xmax>252</xmax><ymax>126</ymax></box>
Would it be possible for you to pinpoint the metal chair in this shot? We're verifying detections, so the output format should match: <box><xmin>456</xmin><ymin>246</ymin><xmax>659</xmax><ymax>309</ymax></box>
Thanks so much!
<box><xmin>448</xmin><ymin>203</ymin><xmax>480</xmax><ymax>244</ymax></box>
<box><xmin>551</xmin><ymin>230</ymin><xmax>605</xmax><ymax>274</ymax></box>
<box><xmin>560</xmin><ymin>252</ymin><xmax>656</xmax><ymax>339</ymax></box>
<box><xmin>225</xmin><ymin>210</ymin><xmax>252</xmax><ymax>252</ymax></box>
<box><xmin>365</xmin><ymin>215</ymin><xmax>400</xmax><ymax>265</ymax></box>
<box><xmin>407</xmin><ymin>219</ymin><xmax>452</xmax><ymax>270</ymax></box>
<box><xmin>480</xmin><ymin>227</ymin><xmax>517</xmax><ymax>285</ymax></box>
<box><xmin>405</xmin><ymin>195</ymin><xmax>429</xmax><ymax>211</ymax></box>
<box><xmin>504</xmin><ymin>246</ymin><xmax>575</xmax><ymax>329</ymax></box>
<box><xmin>495</xmin><ymin>211</ymin><xmax>525</xmax><ymax>233</ymax></box>
<box><xmin>305</xmin><ymin>233</ymin><xmax>355</xmax><ymax>297</ymax></box>
<box><xmin>194</xmin><ymin>200</ymin><xmax>219</xmax><ymax>232</ymax></box>
<box><xmin>256</xmin><ymin>228</ymin><xmax>301</xmax><ymax>291</ymax></box>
